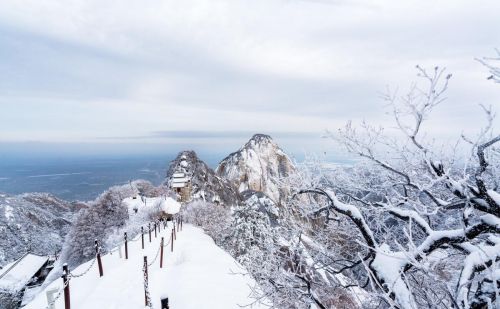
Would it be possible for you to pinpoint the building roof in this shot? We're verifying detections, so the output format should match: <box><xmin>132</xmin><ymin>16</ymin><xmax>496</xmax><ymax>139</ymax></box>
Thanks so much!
<box><xmin>172</xmin><ymin>177</ymin><xmax>189</xmax><ymax>183</ymax></box>
<box><xmin>172</xmin><ymin>183</ymin><xmax>186</xmax><ymax>188</ymax></box>
<box><xmin>0</xmin><ymin>253</ymin><xmax>48</xmax><ymax>292</ymax></box>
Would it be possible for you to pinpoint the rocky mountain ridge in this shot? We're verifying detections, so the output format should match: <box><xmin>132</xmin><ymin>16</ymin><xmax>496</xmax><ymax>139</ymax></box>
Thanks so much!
<box><xmin>164</xmin><ymin>151</ymin><xmax>241</xmax><ymax>206</ymax></box>
<box><xmin>215</xmin><ymin>134</ymin><xmax>294</xmax><ymax>205</ymax></box>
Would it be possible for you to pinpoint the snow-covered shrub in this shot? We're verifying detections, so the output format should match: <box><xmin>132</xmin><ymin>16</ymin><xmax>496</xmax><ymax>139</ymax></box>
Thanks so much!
<box><xmin>0</xmin><ymin>288</ymin><xmax>22</xmax><ymax>309</ymax></box>
<box><xmin>59</xmin><ymin>185</ymin><xmax>130</xmax><ymax>268</ymax></box>
<box><xmin>180</xmin><ymin>200</ymin><xmax>231</xmax><ymax>244</ymax></box>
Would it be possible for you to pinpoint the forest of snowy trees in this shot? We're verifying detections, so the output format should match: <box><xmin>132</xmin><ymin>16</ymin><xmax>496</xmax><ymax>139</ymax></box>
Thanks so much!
<box><xmin>181</xmin><ymin>58</ymin><xmax>500</xmax><ymax>309</ymax></box>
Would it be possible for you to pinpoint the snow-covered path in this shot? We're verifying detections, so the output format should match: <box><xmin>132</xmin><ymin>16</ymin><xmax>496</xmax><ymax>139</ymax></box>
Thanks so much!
<box><xmin>25</xmin><ymin>224</ymin><xmax>265</xmax><ymax>309</ymax></box>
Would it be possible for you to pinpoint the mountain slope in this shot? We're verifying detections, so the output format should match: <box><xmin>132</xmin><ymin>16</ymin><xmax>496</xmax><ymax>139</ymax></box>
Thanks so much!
<box><xmin>0</xmin><ymin>193</ymin><xmax>77</xmax><ymax>267</ymax></box>
<box><xmin>216</xmin><ymin>134</ymin><xmax>294</xmax><ymax>205</ymax></box>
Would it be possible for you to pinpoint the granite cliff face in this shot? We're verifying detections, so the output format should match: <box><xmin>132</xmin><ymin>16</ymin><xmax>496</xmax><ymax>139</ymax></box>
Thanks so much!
<box><xmin>216</xmin><ymin>134</ymin><xmax>294</xmax><ymax>205</ymax></box>
<box><xmin>164</xmin><ymin>151</ymin><xmax>241</xmax><ymax>206</ymax></box>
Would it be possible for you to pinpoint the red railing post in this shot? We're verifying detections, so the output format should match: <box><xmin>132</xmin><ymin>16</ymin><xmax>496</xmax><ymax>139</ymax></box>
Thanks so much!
<box><xmin>141</xmin><ymin>227</ymin><xmax>145</xmax><ymax>249</ymax></box>
<box><xmin>171</xmin><ymin>229</ymin><xmax>174</xmax><ymax>252</ymax></box>
<box><xmin>95</xmin><ymin>240</ymin><xmax>103</xmax><ymax>277</ymax></box>
<box><xmin>124</xmin><ymin>232</ymin><xmax>128</xmax><ymax>260</ymax></box>
<box><xmin>62</xmin><ymin>263</ymin><xmax>71</xmax><ymax>309</ymax></box>
<box><xmin>160</xmin><ymin>237</ymin><xmax>164</xmax><ymax>268</ymax></box>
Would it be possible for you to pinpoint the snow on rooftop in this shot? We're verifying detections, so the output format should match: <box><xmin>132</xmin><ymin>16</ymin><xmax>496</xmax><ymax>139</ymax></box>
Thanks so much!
<box><xmin>24</xmin><ymin>225</ymin><xmax>268</xmax><ymax>309</ymax></box>
<box><xmin>172</xmin><ymin>183</ymin><xmax>186</xmax><ymax>188</ymax></box>
<box><xmin>172</xmin><ymin>172</ymin><xmax>185</xmax><ymax>178</ymax></box>
<box><xmin>172</xmin><ymin>177</ymin><xmax>189</xmax><ymax>183</ymax></box>
<box><xmin>0</xmin><ymin>254</ymin><xmax>48</xmax><ymax>292</ymax></box>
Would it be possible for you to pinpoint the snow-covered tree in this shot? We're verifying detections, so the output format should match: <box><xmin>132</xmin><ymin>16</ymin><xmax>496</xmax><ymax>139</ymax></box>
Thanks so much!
<box><xmin>291</xmin><ymin>66</ymin><xmax>500</xmax><ymax>308</ymax></box>
<box><xmin>180</xmin><ymin>200</ymin><xmax>231</xmax><ymax>245</ymax></box>
<box><xmin>59</xmin><ymin>185</ymin><xmax>132</xmax><ymax>267</ymax></box>
<box><xmin>478</xmin><ymin>49</ymin><xmax>500</xmax><ymax>83</ymax></box>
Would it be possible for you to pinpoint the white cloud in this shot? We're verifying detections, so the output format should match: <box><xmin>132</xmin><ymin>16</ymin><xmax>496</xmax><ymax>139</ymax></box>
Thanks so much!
<box><xmin>0</xmin><ymin>0</ymin><xmax>498</xmax><ymax>150</ymax></box>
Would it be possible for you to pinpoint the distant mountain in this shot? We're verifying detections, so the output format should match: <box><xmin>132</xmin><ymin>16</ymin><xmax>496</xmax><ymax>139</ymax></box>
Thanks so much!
<box><xmin>0</xmin><ymin>193</ymin><xmax>79</xmax><ymax>267</ymax></box>
<box><xmin>216</xmin><ymin>134</ymin><xmax>294</xmax><ymax>205</ymax></box>
<box><xmin>164</xmin><ymin>151</ymin><xmax>241</xmax><ymax>206</ymax></box>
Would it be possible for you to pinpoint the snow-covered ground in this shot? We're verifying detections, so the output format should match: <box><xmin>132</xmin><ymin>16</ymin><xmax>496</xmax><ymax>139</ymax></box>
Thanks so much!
<box><xmin>122</xmin><ymin>196</ymin><xmax>181</xmax><ymax>216</ymax></box>
<box><xmin>24</xmin><ymin>224</ymin><xmax>266</xmax><ymax>309</ymax></box>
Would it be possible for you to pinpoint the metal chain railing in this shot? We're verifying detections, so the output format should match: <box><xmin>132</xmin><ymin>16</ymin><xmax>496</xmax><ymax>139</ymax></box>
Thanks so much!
<box><xmin>43</xmin><ymin>219</ymin><xmax>171</xmax><ymax>308</ymax></box>
<box><xmin>129</xmin><ymin>234</ymin><xmax>142</xmax><ymax>242</ymax></box>
<box><xmin>69</xmin><ymin>255</ymin><xmax>97</xmax><ymax>278</ymax></box>
<box><xmin>163</xmin><ymin>231</ymin><xmax>173</xmax><ymax>248</ymax></box>
<box><xmin>147</xmin><ymin>242</ymin><xmax>162</xmax><ymax>267</ymax></box>
<box><xmin>44</xmin><ymin>272</ymin><xmax>71</xmax><ymax>309</ymax></box>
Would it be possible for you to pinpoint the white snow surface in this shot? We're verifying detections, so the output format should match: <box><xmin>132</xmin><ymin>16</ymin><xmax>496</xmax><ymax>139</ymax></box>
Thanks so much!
<box><xmin>0</xmin><ymin>254</ymin><xmax>48</xmax><ymax>291</ymax></box>
<box><xmin>123</xmin><ymin>196</ymin><xmax>181</xmax><ymax>215</ymax></box>
<box><xmin>487</xmin><ymin>189</ymin><xmax>500</xmax><ymax>206</ymax></box>
<box><xmin>24</xmin><ymin>224</ymin><xmax>265</xmax><ymax>309</ymax></box>
<box><xmin>4</xmin><ymin>204</ymin><xmax>14</xmax><ymax>221</ymax></box>
<box><xmin>159</xmin><ymin>197</ymin><xmax>181</xmax><ymax>214</ymax></box>
<box><xmin>371</xmin><ymin>244</ymin><xmax>415</xmax><ymax>309</ymax></box>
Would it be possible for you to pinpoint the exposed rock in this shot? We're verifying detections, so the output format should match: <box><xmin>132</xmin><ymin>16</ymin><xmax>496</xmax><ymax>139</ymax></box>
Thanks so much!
<box><xmin>164</xmin><ymin>151</ymin><xmax>241</xmax><ymax>206</ymax></box>
<box><xmin>216</xmin><ymin>134</ymin><xmax>294</xmax><ymax>205</ymax></box>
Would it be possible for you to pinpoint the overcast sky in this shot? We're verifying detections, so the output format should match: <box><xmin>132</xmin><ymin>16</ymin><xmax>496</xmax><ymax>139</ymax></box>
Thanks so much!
<box><xmin>0</xmin><ymin>0</ymin><xmax>498</xmax><ymax>158</ymax></box>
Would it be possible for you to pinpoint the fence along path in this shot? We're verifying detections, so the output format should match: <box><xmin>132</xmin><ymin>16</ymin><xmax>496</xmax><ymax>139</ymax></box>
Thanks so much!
<box><xmin>29</xmin><ymin>216</ymin><xmax>183</xmax><ymax>309</ymax></box>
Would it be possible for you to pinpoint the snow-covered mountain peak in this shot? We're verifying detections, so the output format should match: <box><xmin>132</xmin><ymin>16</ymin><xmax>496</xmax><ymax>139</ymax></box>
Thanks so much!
<box><xmin>243</xmin><ymin>133</ymin><xmax>274</xmax><ymax>147</ymax></box>
<box><xmin>216</xmin><ymin>134</ymin><xmax>294</xmax><ymax>205</ymax></box>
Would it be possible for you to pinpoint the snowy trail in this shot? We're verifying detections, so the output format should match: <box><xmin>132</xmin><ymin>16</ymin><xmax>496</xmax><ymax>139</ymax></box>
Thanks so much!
<box><xmin>24</xmin><ymin>224</ymin><xmax>265</xmax><ymax>309</ymax></box>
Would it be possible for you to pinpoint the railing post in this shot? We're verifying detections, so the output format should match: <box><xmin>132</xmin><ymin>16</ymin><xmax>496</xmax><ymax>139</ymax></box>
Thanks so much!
<box><xmin>160</xmin><ymin>297</ymin><xmax>169</xmax><ymax>309</ymax></box>
<box><xmin>154</xmin><ymin>222</ymin><xmax>157</xmax><ymax>238</ymax></box>
<box><xmin>160</xmin><ymin>237</ymin><xmax>164</xmax><ymax>268</ymax></box>
<box><xmin>171</xmin><ymin>229</ymin><xmax>174</xmax><ymax>252</ymax></box>
<box><xmin>141</xmin><ymin>226</ymin><xmax>145</xmax><ymax>249</ymax></box>
<box><xmin>148</xmin><ymin>223</ymin><xmax>152</xmax><ymax>243</ymax></box>
<box><xmin>95</xmin><ymin>240</ymin><xmax>103</xmax><ymax>277</ymax></box>
<box><xmin>181</xmin><ymin>217</ymin><xmax>183</xmax><ymax>231</ymax></box>
<box><xmin>174</xmin><ymin>224</ymin><xmax>177</xmax><ymax>240</ymax></box>
<box><xmin>143</xmin><ymin>256</ymin><xmax>150</xmax><ymax>306</ymax></box>
<box><xmin>124</xmin><ymin>232</ymin><xmax>128</xmax><ymax>260</ymax></box>
<box><xmin>62</xmin><ymin>263</ymin><xmax>71</xmax><ymax>309</ymax></box>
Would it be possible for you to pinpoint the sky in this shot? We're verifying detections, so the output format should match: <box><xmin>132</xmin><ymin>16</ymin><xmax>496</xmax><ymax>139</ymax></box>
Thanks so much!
<box><xmin>0</xmin><ymin>0</ymin><xmax>499</xmax><ymax>159</ymax></box>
